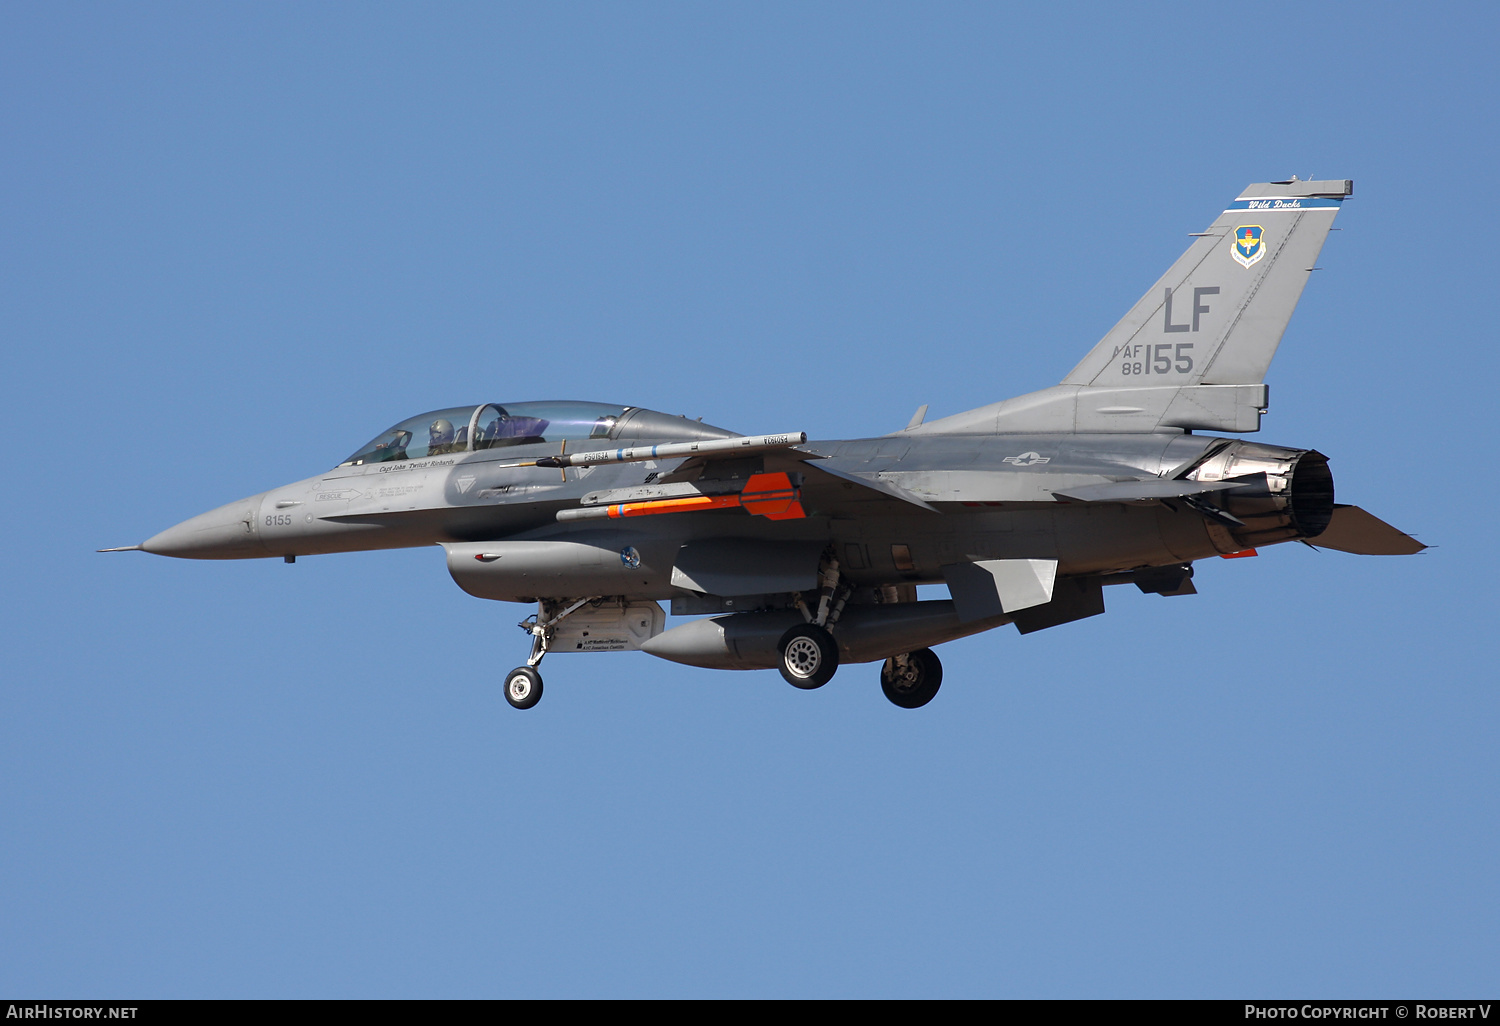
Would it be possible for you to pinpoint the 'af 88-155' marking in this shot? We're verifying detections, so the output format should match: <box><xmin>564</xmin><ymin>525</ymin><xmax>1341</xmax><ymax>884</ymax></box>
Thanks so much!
<box><xmin>1115</xmin><ymin>342</ymin><xmax>1194</xmax><ymax>376</ymax></box>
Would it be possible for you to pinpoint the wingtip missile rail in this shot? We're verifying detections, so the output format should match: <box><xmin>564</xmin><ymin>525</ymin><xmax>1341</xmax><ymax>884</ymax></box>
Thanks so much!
<box><xmin>503</xmin><ymin>432</ymin><xmax>808</xmax><ymax>470</ymax></box>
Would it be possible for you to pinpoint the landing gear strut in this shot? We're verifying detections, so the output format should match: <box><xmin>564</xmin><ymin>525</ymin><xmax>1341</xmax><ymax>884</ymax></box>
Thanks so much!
<box><xmin>880</xmin><ymin>648</ymin><xmax>943</xmax><ymax>708</ymax></box>
<box><xmin>780</xmin><ymin>552</ymin><xmax>849</xmax><ymax>690</ymax></box>
<box><xmin>503</xmin><ymin>597</ymin><xmax>596</xmax><ymax>710</ymax></box>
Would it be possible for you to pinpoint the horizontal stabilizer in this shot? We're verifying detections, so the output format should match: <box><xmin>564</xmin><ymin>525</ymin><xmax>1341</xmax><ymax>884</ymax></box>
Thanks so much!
<box><xmin>1312</xmin><ymin>505</ymin><xmax>1425</xmax><ymax>555</ymax></box>
<box><xmin>1053</xmin><ymin>479</ymin><xmax>1245</xmax><ymax>503</ymax></box>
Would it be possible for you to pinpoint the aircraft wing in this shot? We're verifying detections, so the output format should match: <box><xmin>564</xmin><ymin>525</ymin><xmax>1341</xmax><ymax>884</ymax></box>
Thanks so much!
<box><xmin>659</xmin><ymin>444</ymin><xmax>941</xmax><ymax>513</ymax></box>
<box><xmin>1310</xmin><ymin>505</ymin><xmax>1426</xmax><ymax>555</ymax></box>
<box><xmin>794</xmin><ymin>460</ymin><xmax>940</xmax><ymax>512</ymax></box>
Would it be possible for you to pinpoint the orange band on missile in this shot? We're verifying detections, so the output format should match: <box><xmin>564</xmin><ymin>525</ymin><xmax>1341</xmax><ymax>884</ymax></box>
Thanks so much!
<box><xmin>598</xmin><ymin>472</ymin><xmax>807</xmax><ymax>521</ymax></box>
<box><xmin>1220</xmin><ymin>548</ymin><xmax>1258</xmax><ymax>559</ymax></box>
<box><xmin>607</xmin><ymin>494</ymin><xmax>743</xmax><ymax>518</ymax></box>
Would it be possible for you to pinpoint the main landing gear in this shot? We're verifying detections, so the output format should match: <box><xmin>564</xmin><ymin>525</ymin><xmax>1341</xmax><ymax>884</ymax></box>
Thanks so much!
<box><xmin>502</xmin><ymin>597</ymin><xmax>596</xmax><ymax>710</ymax></box>
<box><xmin>774</xmin><ymin>552</ymin><xmax>943</xmax><ymax>707</ymax></box>
<box><xmin>879</xmin><ymin>648</ymin><xmax>943</xmax><ymax>709</ymax></box>
<box><xmin>777</xmin><ymin>623</ymin><xmax>840</xmax><ymax>688</ymax></box>
<box><xmin>776</xmin><ymin>623</ymin><xmax>944</xmax><ymax>708</ymax></box>
<box><xmin>777</xmin><ymin>551</ymin><xmax>851</xmax><ymax>690</ymax></box>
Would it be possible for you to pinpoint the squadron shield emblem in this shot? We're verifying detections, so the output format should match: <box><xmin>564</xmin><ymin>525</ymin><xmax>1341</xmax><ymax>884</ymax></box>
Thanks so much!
<box><xmin>1231</xmin><ymin>225</ymin><xmax>1265</xmax><ymax>268</ymax></box>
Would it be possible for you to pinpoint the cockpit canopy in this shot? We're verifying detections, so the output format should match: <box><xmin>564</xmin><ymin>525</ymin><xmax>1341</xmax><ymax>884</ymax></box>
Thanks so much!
<box><xmin>340</xmin><ymin>401</ymin><xmax>630</xmax><ymax>467</ymax></box>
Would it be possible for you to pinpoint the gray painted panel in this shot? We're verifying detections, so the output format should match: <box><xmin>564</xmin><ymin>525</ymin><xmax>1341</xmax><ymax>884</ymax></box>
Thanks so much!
<box><xmin>670</xmin><ymin>538</ymin><xmax>825</xmax><ymax>596</ymax></box>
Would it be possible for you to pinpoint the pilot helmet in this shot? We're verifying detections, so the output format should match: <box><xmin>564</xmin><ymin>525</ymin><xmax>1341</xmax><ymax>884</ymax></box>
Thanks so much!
<box><xmin>429</xmin><ymin>418</ymin><xmax>454</xmax><ymax>444</ymax></box>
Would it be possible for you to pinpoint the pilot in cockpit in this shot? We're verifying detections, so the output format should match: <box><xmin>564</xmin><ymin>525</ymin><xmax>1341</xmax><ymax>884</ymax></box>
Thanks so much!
<box><xmin>373</xmin><ymin>430</ymin><xmax>412</xmax><ymax>461</ymax></box>
<box><xmin>427</xmin><ymin>418</ymin><xmax>458</xmax><ymax>456</ymax></box>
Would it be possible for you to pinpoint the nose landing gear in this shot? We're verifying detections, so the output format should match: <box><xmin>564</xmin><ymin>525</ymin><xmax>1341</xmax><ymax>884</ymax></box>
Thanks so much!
<box><xmin>502</xmin><ymin>597</ymin><xmax>596</xmax><ymax>710</ymax></box>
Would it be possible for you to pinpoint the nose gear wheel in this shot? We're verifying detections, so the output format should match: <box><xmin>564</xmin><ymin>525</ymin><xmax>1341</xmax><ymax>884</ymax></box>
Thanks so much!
<box><xmin>504</xmin><ymin>666</ymin><xmax>543</xmax><ymax>710</ymax></box>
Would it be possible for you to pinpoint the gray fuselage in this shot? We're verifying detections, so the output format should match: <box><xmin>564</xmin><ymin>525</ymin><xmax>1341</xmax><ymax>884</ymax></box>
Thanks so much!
<box><xmin>142</xmin><ymin>412</ymin><xmax>1324</xmax><ymax>603</ymax></box>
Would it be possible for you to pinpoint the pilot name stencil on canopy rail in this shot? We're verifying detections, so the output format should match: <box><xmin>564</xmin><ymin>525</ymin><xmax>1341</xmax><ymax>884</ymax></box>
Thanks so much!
<box><xmin>104</xmin><ymin>178</ymin><xmax>1423</xmax><ymax>711</ymax></box>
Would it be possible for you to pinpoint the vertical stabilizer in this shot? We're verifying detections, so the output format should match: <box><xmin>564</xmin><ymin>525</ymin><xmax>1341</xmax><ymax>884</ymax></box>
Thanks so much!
<box><xmin>913</xmin><ymin>178</ymin><xmax>1351</xmax><ymax>435</ymax></box>
<box><xmin>1063</xmin><ymin>178</ymin><xmax>1351</xmax><ymax>390</ymax></box>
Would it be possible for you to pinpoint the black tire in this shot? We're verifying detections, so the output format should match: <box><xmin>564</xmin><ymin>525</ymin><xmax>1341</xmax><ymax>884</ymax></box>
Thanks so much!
<box><xmin>880</xmin><ymin>648</ymin><xmax>942</xmax><ymax>709</ymax></box>
<box><xmin>777</xmin><ymin>623</ymin><xmax>840</xmax><ymax>689</ymax></box>
<box><xmin>504</xmin><ymin>666</ymin><xmax>544</xmax><ymax>709</ymax></box>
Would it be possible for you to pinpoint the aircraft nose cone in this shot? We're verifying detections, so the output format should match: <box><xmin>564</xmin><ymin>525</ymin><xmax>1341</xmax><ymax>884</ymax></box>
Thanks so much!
<box><xmin>141</xmin><ymin>494</ymin><xmax>267</xmax><ymax>559</ymax></box>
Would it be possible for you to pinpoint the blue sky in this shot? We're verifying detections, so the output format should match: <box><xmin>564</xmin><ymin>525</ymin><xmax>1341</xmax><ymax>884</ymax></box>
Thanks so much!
<box><xmin>3</xmin><ymin>2</ymin><xmax>1497</xmax><ymax>997</ymax></box>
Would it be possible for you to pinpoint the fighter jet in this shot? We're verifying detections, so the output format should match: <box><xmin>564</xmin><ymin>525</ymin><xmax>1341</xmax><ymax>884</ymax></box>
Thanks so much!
<box><xmin>104</xmin><ymin>177</ymin><xmax>1422</xmax><ymax>710</ymax></box>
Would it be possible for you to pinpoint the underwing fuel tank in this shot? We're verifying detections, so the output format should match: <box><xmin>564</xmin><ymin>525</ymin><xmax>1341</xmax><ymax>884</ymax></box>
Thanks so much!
<box><xmin>1186</xmin><ymin>440</ymin><xmax>1335</xmax><ymax>548</ymax></box>
<box><xmin>640</xmin><ymin>601</ymin><xmax>1011</xmax><ymax>670</ymax></box>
